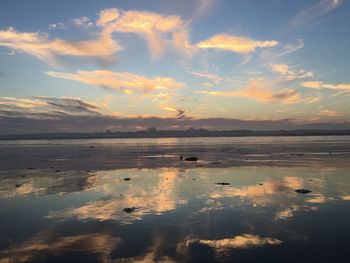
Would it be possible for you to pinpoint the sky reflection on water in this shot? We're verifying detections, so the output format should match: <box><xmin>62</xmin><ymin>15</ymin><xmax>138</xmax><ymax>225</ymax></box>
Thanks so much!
<box><xmin>1</xmin><ymin>165</ymin><xmax>350</xmax><ymax>262</ymax></box>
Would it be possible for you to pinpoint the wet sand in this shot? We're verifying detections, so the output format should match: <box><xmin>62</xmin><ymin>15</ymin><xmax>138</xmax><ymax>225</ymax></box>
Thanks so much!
<box><xmin>0</xmin><ymin>136</ymin><xmax>349</xmax><ymax>170</ymax></box>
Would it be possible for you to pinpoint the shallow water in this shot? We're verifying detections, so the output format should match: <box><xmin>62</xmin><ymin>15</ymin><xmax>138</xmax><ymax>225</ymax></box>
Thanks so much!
<box><xmin>1</xmin><ymin>137</ymin><xmax>350</xmax><ymax>262</ymax></box>
<box><xmin>1</xmin><ymin>136</ymin><xmax>350</xmax><ymax>170</ymax></box>
<box><xmin>1</xmin><ymin>167</ymin><xmax>350</xmax><ymax>262</ymax></box>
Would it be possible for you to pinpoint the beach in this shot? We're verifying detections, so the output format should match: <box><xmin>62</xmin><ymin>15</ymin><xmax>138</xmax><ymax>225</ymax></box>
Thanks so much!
<box><xmin>0</xmin><ymin>136</ymin><xmax>350</xmax><ymax>262</ymax></box>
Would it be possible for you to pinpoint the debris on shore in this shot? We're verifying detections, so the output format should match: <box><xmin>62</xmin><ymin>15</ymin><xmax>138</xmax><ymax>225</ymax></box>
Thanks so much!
<box><xmin>123</xmin><ymin>207</ymin><xmax>136</xmax><ymax>213</ymax></box>
<box><xmin>215</xmin><ymin>182</ymin><xmax>230</xmax><ymax>186</ymax></box>
<box><xmin>185</xmin><ymin>156</ymin><xmax>198</xmax><ymax>161</ymax></box>
<box><xmin>295</xmin><ymin>189</ymin><xmax>312</xmax><ymax>194</ymax></box>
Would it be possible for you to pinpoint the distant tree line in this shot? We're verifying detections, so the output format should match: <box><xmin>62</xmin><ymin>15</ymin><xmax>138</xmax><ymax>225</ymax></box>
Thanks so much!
<box><xmin>1</xmin><ymin>128</ymin><xmax>350</xmax><ymax>140</ymax></box>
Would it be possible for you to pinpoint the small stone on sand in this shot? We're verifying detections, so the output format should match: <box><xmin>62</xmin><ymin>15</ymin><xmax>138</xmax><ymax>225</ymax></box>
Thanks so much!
<box><xmin>123</xmin><ymin>207</ymin><xmax>136</xmax><ymax>213</ymax></box>
<box><xmin>216</xmin><ymin>182</ymin><xmax>230</xmax><ymax>186</ymax></box>
<box><xmin>295</xmin><ymin>189</ymin><xmax>312</xmax><ymax>194</ymax></box>
<box><xmin>124</xmin><ymin>177</ymin><xmax>131</xmax><ymax>181</ymax></box>
<box><xmin>185</xmin><ymin>156</ymin><xmax>198</xmax><ymax>161</ymax></box>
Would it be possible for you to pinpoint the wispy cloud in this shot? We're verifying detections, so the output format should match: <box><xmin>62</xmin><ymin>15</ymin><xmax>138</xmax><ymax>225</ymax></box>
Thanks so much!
<box><xmin>98</xmin><ymin>8</ymin><xmax>192</xmax><ymax>58</ymax></box>
<box><xmin>286</xmin><ymin>0</ymin><xmax>342</xmax><ymax>31</ymax></box>
<box><xmin>0</xmin><ymin>27</ymin><xmax>121</xmax><ymax>65</ymax></box>
<box><xmin>194</xmin><ymin>0</ymin><xmax>217</xmax><ymax>18</ymax></box>
<box><xmin>1</xmin><ymin>97</ymin><xmax>349</xmax><ymax>134</ymax></box>
<box><xmin>159</xmin><ymin>105</ymin><xmax>186</xmax><ymax>118</ymax></box>
<box><xmin>186</xmin><ymin>70</ymin><xmax>223</xmax><ymax>83</ymax></box>
<box><xmin>302</xmin><ymin>81</ymin><xmax>350</xmax><ymax>90</ymax></box>
<box><xmin>46</xmin><ymin>70</ymin><xmax>185</xmax><ymax>93</ymax></box>
<box><xmin>199</xmin><ymin>80</ymin><xmax>300</xmax><ymax>104</ymax></box>
<box><xmin>0</xmin><ymin>96</ymin><xmax>102</xmax><ymax>121</ymax></box>
<box><xmin>71</xmin><ymin>16</ymin><xmax>94</xmax><ymax>28</ymax></box>
<box><xmin>196</xmin><ymin>34</ymin><xmax>278</xmax><ymax>53</ymax></box>
<box><xmin>48</xmin><ymin>22</ymin><xmax>65</xmax><ymax>30</ymax></box>
<box><xmin>271</xmin><ymin>63</ymin><xmax>314</xmax><ymax>81</ymax></box>
<box><xmin>319</xmin><ymin>109</ymin><xmax>343</xmax><ymax>117</ymax></box>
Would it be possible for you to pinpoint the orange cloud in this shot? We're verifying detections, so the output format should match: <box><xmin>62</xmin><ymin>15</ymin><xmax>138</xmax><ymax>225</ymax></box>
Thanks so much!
<box><xmin>99</xmin><ymin>8</ymin><xmax>191</xmax><ymax>58</ymax></box>
<box><xmin>46</xmin><ymin>70</ymin><xmax>185</xmax><ymax>92</ymax></box>
<box><xmin>319</xmin><ymin>109</ymin><xmax>343</xmax><ymax>117</ymax></box>
<box><xmin>0</xmin><ymin>27</ymin><xmax>121</xmax><ymax>65</ymax></box>
<box><xmin>0</xmin><ymin>232</ymin><xmax>120</xmax><ymax>263</ymax></box>
<box><xmin>196</xmin><ymin>34</ymin><xmax>278</xmax><ymax>53</ymax></box>
<box><xmin>302</xmin><ymin>81</ymin><xmax>350</xmax><ymax>90</ymax></box>
<box><xmin>199</xmin><ymin>80</ymin><xmax>300</xmax><ymax>104</ymax></box>
<box><xmin>0</xmin><ymin>97</ymin><xmax>47</xmax><ymax>108</ymax></box>
<box><xmin>96</xmin><ymin>8</ymin><xmax>120</xmax><ymax>26</ymax></box>
<box><xmin>191</xmin><ymin>234</ymin><xmax>282</xmax><ymax>250</ymax></box>
<box><xmin>271</xmin><ymin>64</ymin><xmax>314</xmax><ymax>81</ymax></box>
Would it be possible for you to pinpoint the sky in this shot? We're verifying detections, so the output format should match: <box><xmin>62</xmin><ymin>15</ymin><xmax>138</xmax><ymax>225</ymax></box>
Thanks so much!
<box><xmin>0</xmin><ymin>0</ymin><xmax>350</xmax><ymax>134</ymax></box>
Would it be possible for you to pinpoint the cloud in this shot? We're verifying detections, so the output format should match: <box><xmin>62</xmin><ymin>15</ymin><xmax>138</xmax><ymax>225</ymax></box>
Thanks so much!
<box><xmin>194</xmin><ymin>0</ymin><xmax>217</xmax><ymax>18</ymax></box>
<box><xmin>50</xmin><ymin>169</ymin><xmax>186</xmax><ymax>223</ymax></box>
<box><xmin>48</xmin><ymin>22</ymin><xmax>65</xmax><ymax>30</ymax></box>
<box><xmin>196</xmin><ymin>34</ymin><xmax>278</xmax><ymax>53</ymax></box>
<box><xmin>186</xmin><ymin>70</ymin><xmax>223</xmax><ymax>83</ymax></box>
<box><xmin>319</xmin><ymin>109</ymin><xmax>343</xmax><ymax>117</ymax></box>
<box><xmin>286</xmin><ymin>0</ymin><xmax>342</xmax><ymax>31</ymax></box>
<box><xmin>96</xmin><ymin>8</ymin><xmax>120</xmax><ymax>27</ymax></box>
<box><xmin>193</xmin><ymin>234</ymin><xmax>282</xmax><ymax>250</ymax></box>
<box><xmin>1</xmin><ymin>98</ymin><xmax>350</xmax><ymax>134</ymax></box>
<box><xmin>98</xmin><ymin>8</ymin><xmax>191</xmax><ymax>58</ymax></box>
<box><xmin>259</xmin><ymin>39</ymin><xmax>304</xmax><ymax>64</ymax></box>
<box><xmin>0</xmin><ymin>97</ymin><xmax>48</xmax><ymax>108</ymax></box>
<box><xmin>0</xmin><ymin>232</ymin><xmax>121</xmax><ymax>263</ymax></box>
<box><xmin>186</xmin><ymin>70</ymin><xmax>240</xmax><ymax>85</ymax></box>
<box><xmin>302</xmin><ymin>81</ymin><xmax>350</xmax><ymax>90</ymax></box>
<box><xmin>199</xmin><ymin>80</ymin><xmax>300</xmax><ymax>104</ymax></box>
<box><xmin>271</xmin><ymin>64</ymin><xmax>314</xmax><ymax>81</ymax></box>
<box><xmin>46</xmin><ymin>70</ymin><xmax>185</xmax><ymax>93</ymax></box>
<box><xmin>160</xmin><ymin>105</ymin><xmax>186</xmax><ymax>118</ymax></box>
<box><xmin>0</xmin><ymin>96</ymin><xmax>101</xmax><ymax>118</ymax></box>
<box><xmin>71</xmin><ymin>16</ymin><xmax>94</xmax><ymax>28</ymax></box>
<box><xmin>0</xmin><ymin>27</ymin><xmax>121</xmax><ymax>65</ymax></box>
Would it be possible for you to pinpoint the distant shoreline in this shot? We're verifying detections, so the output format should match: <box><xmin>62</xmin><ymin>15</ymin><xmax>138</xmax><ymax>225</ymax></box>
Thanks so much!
<box><xmin>1</xmin><ymin>129</ymin><xmax>350</xmax><ymax>140</ymax></box>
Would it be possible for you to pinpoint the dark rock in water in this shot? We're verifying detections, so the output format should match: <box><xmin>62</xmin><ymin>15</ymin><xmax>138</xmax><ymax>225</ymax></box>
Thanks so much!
<box><xmin>210</xmin><ymin>161</ymin><xmax>221</xmax><ymax>165</ymax></box>
<box><xmin>87</xmin><ymin>170</ymin><xmax>92</xmax><ymax>172</ymax></box>
<box><xmin>90</xmin><ymin>146</ymin><xmax>94</xmax><ymax>149</ymax></box>
<box><xmin>15</xmin><ymin>184</ymin><xmax>21</xmax><ymax>188</ymax></box>
<box><xmin>123</xmin><ymin>207</ymin><xmax>136</xmax><ymax>213</ymax></box>
<box><xmin>295</xmin><ymin>188</ymin><xmax>312</xmax><ymax>194</ymax></box>
<box><xmin>179</xmin><ymin>156</ymin><xmax>183</xmax><ymax>161</ymax></box>
<box><xmin>185</xmin><ymin>156</ymin><xmax>198</xmax><ymax>161</ymax></box>
<box><xmin>55</xmin><ymin>170</ymin><xmax>60</xmax><ymax>172</ymax></box>
<box><xmin>216</xmin><ymin>182</ymin><xmax>230</xmax><ymax>186</ymax></box>
<box><xmin>124</xmin><ymin>177</ymin><xmax>131</xmax><ymax>181</ymax></box>
<box><xmin>22</xmin><ymin>175</ymin><xmax>26</xmax><ymax>178</ymax></box>
<box><xmin>192</xmin><ymin>178</ymin><xmax>196</xmax><ymax>180</ymax></box>
<box><xmin>291</xmin><ymin>153</ymin><xmax>304</xmax><ymax>156</ymax></box>
<box><xmin>27</xmin><ymin>167</ymin><xmax>36</xmax><ymax>170</ymax></box>
<box><xmin>259</xmin><ymin>183</ymin><xmax>263</xmax><ymax>186</ymax></box>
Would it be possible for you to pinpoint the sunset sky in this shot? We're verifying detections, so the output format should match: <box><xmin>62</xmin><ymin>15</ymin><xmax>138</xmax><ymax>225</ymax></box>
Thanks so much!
<box><xmin>0</xmin><ymin>0</ymin><xmax>349</xmax><ymax>133</ymax></box>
